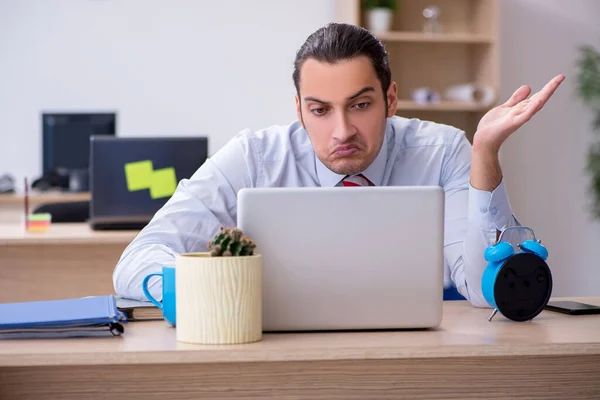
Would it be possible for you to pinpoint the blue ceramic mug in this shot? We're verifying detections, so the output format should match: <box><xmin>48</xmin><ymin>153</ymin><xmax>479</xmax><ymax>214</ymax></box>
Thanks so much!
<box><xmin>142</xmin><ymin>266</ymin><xmax>176</xmax><ymax>326</ymax></box>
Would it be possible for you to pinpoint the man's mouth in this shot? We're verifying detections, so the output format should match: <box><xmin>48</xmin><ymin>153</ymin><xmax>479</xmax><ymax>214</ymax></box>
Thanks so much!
<box><xmin>332</xmin><ymin>145</ymin><xmax>359</xmax><ymax>157</ymax></box>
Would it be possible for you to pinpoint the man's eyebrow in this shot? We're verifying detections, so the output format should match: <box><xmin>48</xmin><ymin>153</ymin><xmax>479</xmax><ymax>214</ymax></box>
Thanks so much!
<box><xmin>303</xmin><ymin>86</ymin><xmax>376</xmax><ymax>105</ymax></box>
<box><xmin>347</xmin><ymin>86</ymin><xmax>375</xmax><ymax>100</ymax></box>
<box><xmin>303</xmin><ymin>96</ymin><xmax>328</xmax><ymax>105</ymax></box>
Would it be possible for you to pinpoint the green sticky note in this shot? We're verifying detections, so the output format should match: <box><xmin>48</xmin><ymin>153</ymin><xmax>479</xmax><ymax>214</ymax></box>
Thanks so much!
<box><xmin>125</xmin><ymin>160</ymin><xmax>154</xmax><ymax>191</ymax></box>
<box><xmin>28</xmin><ymin>213</ymin><xmax>52</xmax><ymax>222</ymax></box>
<box><xmin>150</xmin><ymin>167</ymin><xmax>177</xmax><ymax>199</ymax></box>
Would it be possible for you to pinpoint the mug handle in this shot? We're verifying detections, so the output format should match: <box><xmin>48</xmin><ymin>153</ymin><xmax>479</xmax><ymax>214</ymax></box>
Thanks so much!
<box><xmin>142</xmin><ymin>273</ymin><xmax>164</xmax><ymax>310</ymax></box>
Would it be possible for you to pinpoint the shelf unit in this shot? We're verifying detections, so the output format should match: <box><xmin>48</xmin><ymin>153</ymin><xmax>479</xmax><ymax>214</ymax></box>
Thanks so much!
<box><xmin>376</xmin><ymin>31</ymin><xmax>494</xmax><ymax>44</ymax></box>
<box><xmin>334</xmin><ymin>0</ymin><xmax>499</xmax><ymax>141</ymax></box>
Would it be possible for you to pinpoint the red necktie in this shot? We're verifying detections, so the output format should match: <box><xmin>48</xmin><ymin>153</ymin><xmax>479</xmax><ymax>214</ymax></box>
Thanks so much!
<box><xmin>341</xmin><ymin>174</ymin><xmax>373</xmax><ymax>187</ymax></box>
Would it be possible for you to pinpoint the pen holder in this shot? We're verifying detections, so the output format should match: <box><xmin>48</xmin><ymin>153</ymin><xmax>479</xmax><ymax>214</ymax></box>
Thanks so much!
<box><xmin>175</xmin><ymin>252</ymin><xmax>263</xmax><ymax>345</ymax></box>
<box><xmin>26</xmin><ymin>213</ymin><xmax>52</xmax><ymax>233</ymax></box>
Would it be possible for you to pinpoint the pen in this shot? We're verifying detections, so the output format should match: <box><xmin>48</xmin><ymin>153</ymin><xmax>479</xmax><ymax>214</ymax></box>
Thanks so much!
<box><xmin>24</xmin><ymin>177</ymin><xmax>29</xmax><ymax>230</ymax></box>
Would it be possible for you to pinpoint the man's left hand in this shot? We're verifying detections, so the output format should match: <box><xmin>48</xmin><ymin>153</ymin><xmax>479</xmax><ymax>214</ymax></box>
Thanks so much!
<box><xmin>473</xmin><ymin>74</ymin><xmax>565</xmax><ymax>155</ymax></box>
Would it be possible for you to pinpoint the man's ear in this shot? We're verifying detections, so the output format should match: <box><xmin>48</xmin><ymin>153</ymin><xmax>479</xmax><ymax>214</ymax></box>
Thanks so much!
<box><xmin>295</xmin><ymin>94</ymin><xmax>305</xmax><ymax>128</ymax></box>
<box><xmin>386</xmin><ymin>81</ymin><xmax>398</xmax><ymax>118</ymax></box>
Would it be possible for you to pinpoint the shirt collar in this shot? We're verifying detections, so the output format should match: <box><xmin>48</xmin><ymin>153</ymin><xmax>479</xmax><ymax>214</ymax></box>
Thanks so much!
<box><xmin>315</xmin><ymin>120</ymin><xmax>390</xmax><ymax>187</ymax></box>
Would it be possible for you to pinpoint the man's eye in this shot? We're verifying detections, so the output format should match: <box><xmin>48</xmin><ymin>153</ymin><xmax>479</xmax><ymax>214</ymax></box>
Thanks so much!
<box><xmin>354</xmin><ymin>102</ymin><xmax>370</xmax><ymax>110</ymax></box>
<box><xmin>310</xmin><ymin>108</ymin><xmax>328</xmax><ymax>116</ymax></box>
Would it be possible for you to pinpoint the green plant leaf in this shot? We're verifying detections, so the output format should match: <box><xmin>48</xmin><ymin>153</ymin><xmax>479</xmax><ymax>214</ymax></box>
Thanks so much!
<box><xmin>594</xmin><ymin>110</ymin><xmax>600</xmax><ymax>132</ymax></box>
<box><xmin>363</xmin><ymin>0</ymin><xmax>397</xmax><ymax>11</ymax></box>
<box><xmin>578</xmin><ymin>44</ymin><xmax>600</xmax><ymax>219</ymax></box>
<box><xmin>220</xmin><ymin>237</ymin><xmax>231</xmax><ymax>254</ymax></box>
<box><xmin>230</xmin><ymin>241</ymin><xmax>242</xmax><ymax>256</ymax></box>
<box><xmin>577</xmin><ymin>45</ymin><xmax>600</xmax><ymax>106</ymax></box>
<box><xmin>212</xmin><ymin>233</ymin><xmax>225</xmax><ymax>246</ymax></box>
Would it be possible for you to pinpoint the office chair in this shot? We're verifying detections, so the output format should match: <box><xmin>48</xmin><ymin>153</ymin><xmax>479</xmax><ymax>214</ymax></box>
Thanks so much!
<box><xmin>33</xmin><ymin>201</ymin><xmax>89</xmax><ymax>223</ymax></box>
<box><xmin>443</xmin><ymin>285</ymin><xmax>466</xmax><ymax>301</ymax></box>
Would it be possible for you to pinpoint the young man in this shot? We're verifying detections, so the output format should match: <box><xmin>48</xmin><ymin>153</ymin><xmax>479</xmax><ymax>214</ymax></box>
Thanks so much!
<box><xmin>113</xmin><ymin>23</ymin><xmax>563</xmax><ymax>307</ymax></box>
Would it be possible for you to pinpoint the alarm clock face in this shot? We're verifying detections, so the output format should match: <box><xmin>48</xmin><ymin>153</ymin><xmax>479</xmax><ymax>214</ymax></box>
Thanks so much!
<box><xmin>493</xmin><ymin>252</ymin><xmax>553</xmax><ymax>322</ymax></box>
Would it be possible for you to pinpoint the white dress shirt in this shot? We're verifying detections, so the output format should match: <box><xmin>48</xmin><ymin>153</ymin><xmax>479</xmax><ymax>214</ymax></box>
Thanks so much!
<box><xmin>113</xmin><ymin>116</ymin><xmax>522</xmax><ymax>307</ymax></box>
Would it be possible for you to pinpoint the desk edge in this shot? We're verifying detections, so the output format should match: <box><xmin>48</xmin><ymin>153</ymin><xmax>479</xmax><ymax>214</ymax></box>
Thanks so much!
<box><xmin>2</xmin><ymin>342</ymin><xmax>600</xmax><ymax>368</ymax></box>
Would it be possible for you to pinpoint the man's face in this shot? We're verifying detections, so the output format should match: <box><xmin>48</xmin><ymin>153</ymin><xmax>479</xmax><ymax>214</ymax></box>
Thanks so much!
<box><xmin>295</xmin><ymin>55</ymin><xmax>397</xmax><ymax>176</ymax></box>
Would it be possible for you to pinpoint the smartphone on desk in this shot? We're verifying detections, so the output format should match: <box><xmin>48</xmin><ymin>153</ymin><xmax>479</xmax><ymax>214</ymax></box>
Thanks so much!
<box><xmin>545</xmin><ymin>301</ymin><xmax>600</xmax><ymax>315</ymax></box>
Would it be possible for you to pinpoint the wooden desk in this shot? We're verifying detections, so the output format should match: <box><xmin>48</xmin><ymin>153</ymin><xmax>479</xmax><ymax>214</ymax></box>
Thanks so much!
<box><xmin>0</xmin><ymin>223</ymin><xmax>138</xmax><ymax>302</ymax></box>
<box><xmin>0</xmin><ymin>191</ymin><xmax>90</xmax><ymax>223</ymax></box>
<box><xmin>1</xmin><ymin>298</ymin><xmax>599</xmax><ymax>399</ymax></box>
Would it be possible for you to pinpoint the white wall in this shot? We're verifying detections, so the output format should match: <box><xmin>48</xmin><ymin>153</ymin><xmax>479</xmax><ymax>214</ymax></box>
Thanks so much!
<box><xmin>499</xmin><ymin>0</ymin><xmax>600</xmax><ymax>297</ymax></box>
<box><xmin>0</xmin><ymin>0</ymin><xmax>335</xmax><ymax>188</ymax></box>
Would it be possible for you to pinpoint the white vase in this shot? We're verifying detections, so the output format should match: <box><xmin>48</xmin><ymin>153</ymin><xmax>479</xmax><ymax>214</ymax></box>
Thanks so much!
<box><xmin>367</xmin><ymin>8</ymin><xmax>393</xmax><ymax>33</ymax></box>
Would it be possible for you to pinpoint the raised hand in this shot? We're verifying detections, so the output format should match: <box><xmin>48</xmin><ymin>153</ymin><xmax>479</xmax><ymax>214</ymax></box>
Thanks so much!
<box><xmin>473</xmin><ymin>74</ymin><xmax>565</xmax><ymax>154</ymax></box>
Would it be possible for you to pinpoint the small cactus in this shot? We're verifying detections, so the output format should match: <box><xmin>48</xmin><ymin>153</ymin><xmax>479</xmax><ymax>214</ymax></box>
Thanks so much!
<box><xmin>208</xmin><ymin>226</ymin><xmax>256</xmax><ymax>257</ymax></box>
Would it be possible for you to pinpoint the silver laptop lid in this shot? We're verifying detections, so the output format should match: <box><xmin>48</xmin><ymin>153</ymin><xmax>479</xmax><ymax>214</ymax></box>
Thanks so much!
<box><xmin>237</xmin><ymin>186</ymin><xmax>445</xmax><ymax>331</ymax></box>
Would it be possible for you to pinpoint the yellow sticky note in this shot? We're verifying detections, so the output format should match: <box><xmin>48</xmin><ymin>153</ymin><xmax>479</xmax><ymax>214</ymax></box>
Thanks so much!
<box><xmin>150</xmin><ymin>167</ymin><xmax>177</xmax><ymax>199</ymax></box>
<box><xmin>125</xmin><ymin>160</ymin><xmax>154</xmax><ymax>191</ymax></box>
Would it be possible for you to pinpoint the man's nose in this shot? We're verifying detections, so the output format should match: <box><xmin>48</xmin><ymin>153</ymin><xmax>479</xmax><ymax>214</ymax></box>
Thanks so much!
<box><xmin>332</xmin><ymin>112</ymin><xmax>356</xmax><ymax>143</ymax></box>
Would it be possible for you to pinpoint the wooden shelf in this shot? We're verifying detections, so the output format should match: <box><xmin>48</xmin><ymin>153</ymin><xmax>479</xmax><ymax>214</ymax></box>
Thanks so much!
<box><xmin>376</xmin><ymin>31</ymin><xmax>494</xmax><ymax>44</ymax></box>
<box><xmin>396</xmin><ymin>100</ymin><xmax>493</xmax><ymax>112</ymax></box>
<box><xmin>0</xmin><ymin>191</ymin><xmax>90</xmax><ymax>205</ymax></box>
<box><xmin>335</xmin><ymin>0</ymin><xmax>499</xmax><ymax>137</ymax></box>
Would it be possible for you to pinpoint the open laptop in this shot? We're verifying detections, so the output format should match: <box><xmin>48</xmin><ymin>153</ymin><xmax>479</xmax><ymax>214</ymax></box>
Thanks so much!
<box><xmin>237</xmin><ymin>186</ymin><xmax>445</xmax><ymax>332</ymax></box>
<box><xmin>89</xmin><ymin>136</ymin><xmax>208</xmax><ymax>230</ymax></box>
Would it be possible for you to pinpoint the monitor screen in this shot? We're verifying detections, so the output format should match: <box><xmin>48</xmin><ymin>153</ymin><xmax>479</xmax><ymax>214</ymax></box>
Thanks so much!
<box><xmin>42</xmin><ymin>112</ymin><xmax>116</xmax><ymax>175</ymax></box>
<box><xmin>89</xmin><ymin>136</ymin><xmax>208</xmax><ymax>224</ymax></box>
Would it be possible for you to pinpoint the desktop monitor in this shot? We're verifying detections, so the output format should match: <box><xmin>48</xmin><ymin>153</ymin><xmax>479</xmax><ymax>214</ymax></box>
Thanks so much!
<box><xmin>89</xmin><ymin>136</ymin><xmax>209</xmax><ymax>230</ymax></box>
<box><xmin>42</xmin><ymin>112</ymin><xmax>116</xmax><ymax>177</ymax></box>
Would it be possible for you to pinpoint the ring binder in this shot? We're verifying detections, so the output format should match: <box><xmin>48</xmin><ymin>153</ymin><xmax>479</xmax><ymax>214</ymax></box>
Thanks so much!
<box><xmin>0</xmin><ymin>295</ymin><xmax>127</xmax><ymax>339</ymax></box>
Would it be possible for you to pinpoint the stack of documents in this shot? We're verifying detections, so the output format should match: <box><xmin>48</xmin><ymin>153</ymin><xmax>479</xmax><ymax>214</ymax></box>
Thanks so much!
<box><xmin>116</xmin><ymin>296</ymin><xmax>162</xmax><ymax>321</ymax></box>
<box><xmin>0</xmin><ymin>295</ymin><xmax>127</xmax><ymax>339</ymax></box>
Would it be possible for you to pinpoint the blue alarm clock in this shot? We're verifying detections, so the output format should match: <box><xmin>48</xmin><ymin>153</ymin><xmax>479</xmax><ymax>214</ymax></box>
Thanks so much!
<box><xmin>481</xmin><ymin>226</ymin><xmax>553</xmax><ymax>322</ymax></box>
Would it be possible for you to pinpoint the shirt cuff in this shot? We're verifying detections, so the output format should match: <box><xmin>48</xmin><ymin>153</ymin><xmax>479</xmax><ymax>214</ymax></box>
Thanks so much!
<box><xmin>468</xmin><ymin>178</ymin><xmax>514</xmax><ymax>232</ymax></box>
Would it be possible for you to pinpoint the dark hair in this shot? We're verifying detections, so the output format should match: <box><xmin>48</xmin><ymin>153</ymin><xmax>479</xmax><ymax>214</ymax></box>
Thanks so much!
<box><xmin>293</xmin><ymin>23</ymin><xmax>391</xmax><ymax>97</ymax></box>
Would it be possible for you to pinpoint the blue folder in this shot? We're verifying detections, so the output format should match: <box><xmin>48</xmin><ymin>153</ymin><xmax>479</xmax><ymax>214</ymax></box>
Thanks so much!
<box><xmin>0</xmin><ymin>295</ymin><xmax>127</xmax><ymax>339</ymax></box>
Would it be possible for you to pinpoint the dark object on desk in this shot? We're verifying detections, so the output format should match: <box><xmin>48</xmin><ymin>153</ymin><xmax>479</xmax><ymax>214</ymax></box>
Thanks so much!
<box><xmin>32</xmin><ymin>167</ymin><xmax>89</xmax><ymax>193</ymax></box>
<box><xmin>490</xmin><ymin>253</ymin><xmax>552</xmax><ymax>321</ymax></box>
<box><xmin>33</xmin><ymin>201</ymin><xmax>89</xmax><ymax>223</ymax></box>
<box><xmin>545</xmin><ymin>301</ymin><xmax>600</xmax><ymax>315</ymax></box>
<box><xmin>482</xmin><ymin>227</ymin><xmax>552</xmax><ymax>322</ymax></box>
<box><xmin>0</xmin><ymin>295</ymin><xmax>126</xmax><ymax>339</ymax></box>
<box><xmin>88</xmin><ymin>136</ymin><xmax>208</xmax><ymax>230</ymax></box>
<box><xmin>91</xmin><ymin>220</ymin><xmax>148</xmax><ymax>230</ymax></box>
<box><xmin>31</xmin><ymin>169</ymin><xmax>69</xmax><ymax>191</ymax></box>
<box><xmin>41</xmin><ymin>112</ymin><xmax>116</xmax><ymax>191</ymax></box>
<box><xmin>0</xmin><ymin>173</ymin><xmax>15</xmax><ymax>193</ymax></box>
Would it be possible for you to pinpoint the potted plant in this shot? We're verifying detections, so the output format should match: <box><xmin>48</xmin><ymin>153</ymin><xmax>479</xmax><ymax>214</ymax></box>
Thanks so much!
<box><xmin>175</xmin><ymin>226</ymin><xmax>262</xmax><ymax>344</ymax></box>
<box><xmin>577</xmin><ymin>44</ymin><xmax>600</xmax><ymax>218</ymax></box>
<box><xmin>208</xmin><ymin>226</ymin><xmax>257</xmax><ymax>256</ymax></box>
<box><xmin>363</xmin><ymin>0</ymin><xmax>398</xmax><ymax>33</ymax></box>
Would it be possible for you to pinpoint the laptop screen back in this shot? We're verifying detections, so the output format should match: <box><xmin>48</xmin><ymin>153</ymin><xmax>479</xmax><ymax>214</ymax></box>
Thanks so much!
<box><xmin>90</xmin><ymin>136</ymin><xmax>208</xmax><ymax>224</ymax></box>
